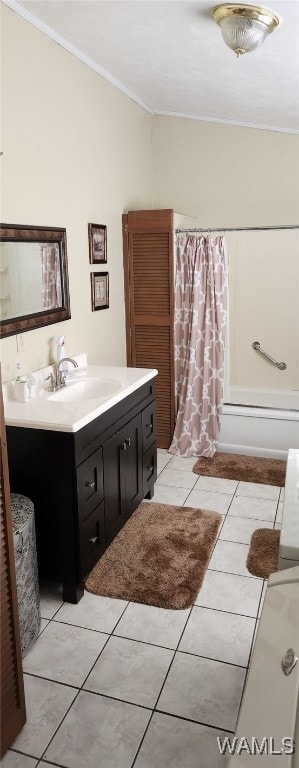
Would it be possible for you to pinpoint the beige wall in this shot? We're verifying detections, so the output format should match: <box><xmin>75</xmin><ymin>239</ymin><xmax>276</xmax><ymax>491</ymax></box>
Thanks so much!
<box><xmin>152</xmin><ymin>116</ymin><xmax>299</xmax><ymax>225</ymax></box>
<box><xmin>1</xmin><ymin>6</ymin><xmax>299</xmax><ymax>389</ymax></box>
<box><xmin>227</xmin><ymin>229</ymin><xmax>299</xmax><ymax>390</ymax></box>
<box><xmin>1</xmin><ymin>6</ymin><xmax>154</xmax><ymax>381</ymax></box>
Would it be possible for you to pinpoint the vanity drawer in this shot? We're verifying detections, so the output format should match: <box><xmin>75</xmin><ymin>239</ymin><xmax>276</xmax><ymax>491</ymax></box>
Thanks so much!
<box><xmin>142</xmin><ymin>402</ymin><xmax>156</xmax><ymax>454</ymax></box>
<box><xmin>77</xmin><ymin>447</ymin><xmax>104</xmax><ymax>522</ymax></box>
<box><xmin>80</xmin><ymin>501</ymin><xmax>105</xmax><ymax>579</ymax></box>
<box><xmin>143</xmin><ymin>444</ymin><xmax>157</xmax><ymax>496</ymax></box>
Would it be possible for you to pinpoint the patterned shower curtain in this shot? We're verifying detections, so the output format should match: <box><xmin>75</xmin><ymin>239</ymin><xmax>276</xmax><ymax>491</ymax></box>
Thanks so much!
<box><xmin>41</xmin><ymin>243</ymin><xmax>62</xmax><ymax>309</ymax></box>
<box><xmin>169</xmin><ymin>233</ymin><xmax>228</xmax><ymax>458</ymax></box>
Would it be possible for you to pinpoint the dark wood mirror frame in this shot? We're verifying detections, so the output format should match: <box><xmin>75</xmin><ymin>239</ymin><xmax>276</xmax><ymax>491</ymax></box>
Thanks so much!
<box><xmin>0</xmin><ymin>224</ymin><xmax>71</xmax><ymax>338</ymax></box>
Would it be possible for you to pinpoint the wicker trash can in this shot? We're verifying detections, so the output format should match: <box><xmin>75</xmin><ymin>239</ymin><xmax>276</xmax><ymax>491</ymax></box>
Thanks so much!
<box><xmin>11</xmin><ymin>493</ymin><xmax>41</xmax><ymax>658</ymax></box>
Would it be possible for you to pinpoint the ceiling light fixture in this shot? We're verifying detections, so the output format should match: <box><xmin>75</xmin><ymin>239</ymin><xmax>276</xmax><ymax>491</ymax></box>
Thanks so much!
<box><xmin>213</xmin><ymin>4</ymin><xmax>280</xmax><ymax>57</ymax></box>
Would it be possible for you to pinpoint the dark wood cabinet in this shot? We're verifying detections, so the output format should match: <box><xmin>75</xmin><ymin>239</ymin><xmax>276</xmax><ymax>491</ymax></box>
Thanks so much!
<box><xmin>6</xmin><ymin>381</ymin><xmax>157</xmax><ymax>604</ymax></box>
<box><xmin>0</xmin><ymin>368</ymin><xmax>26</xmax><ymax>756</ymax></box>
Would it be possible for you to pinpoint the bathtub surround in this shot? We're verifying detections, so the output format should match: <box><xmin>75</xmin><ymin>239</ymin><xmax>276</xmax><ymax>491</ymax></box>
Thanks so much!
<box><xmin>246</xmin><ymin>528</ymin><xmax>280</xmax><ymax>579</ymax></box>
<box><xmin>85</xmin><ymin>502</ymin><xmax>222</xmax><ymax>610</ymax></box>
<box><xmin>192</xmin><ymin>452</ymin><xmax>287</xmax><ymax>486</ymax></box>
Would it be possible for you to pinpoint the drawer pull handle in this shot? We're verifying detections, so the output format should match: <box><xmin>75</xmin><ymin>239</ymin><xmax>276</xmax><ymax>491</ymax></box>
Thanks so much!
<box><xmin>147</xmin><ymin>465</ymin><xmax>154</xmax><ymax>472</ymax></box>
<box><xmin>281</xmin><ymin>648</ymin><xmax>298</xmax><ymax>676</ymax></box>
<box><xmin>88</xmin><ymin>536</ymin><xmax>98</xmax><ymax>544</ymax></box>
<box><xmin>121</xmin><ymin>438</ymin><xmax>131</xmax><ymax>451</ymax></box>
<box><xmin>146</xmin><ymin>423</ymin><xmax>153</xmax><ymax>432</ymax></box>
<box><xmin>85</xmin><ymin>481</ymin><xmax>95</xmax><ymax>488</ymax></box>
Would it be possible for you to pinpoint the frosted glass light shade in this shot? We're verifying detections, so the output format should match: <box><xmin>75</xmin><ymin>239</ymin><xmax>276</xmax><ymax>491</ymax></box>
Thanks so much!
<box><xmin>213</xmin><ymin>4</ymin><xmax>280</xmax><ymax>57</ymax></box>
<box><xmin>220</xmin><ymin>16</ymin><xmax>270</xmax><ymax>54</ymax></box>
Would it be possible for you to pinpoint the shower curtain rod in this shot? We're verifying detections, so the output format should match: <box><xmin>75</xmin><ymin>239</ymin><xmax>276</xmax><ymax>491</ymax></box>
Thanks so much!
<box><xmin>175</xmin><ymin>224</ymin><xmax>299</xmax><ymax>233</ymax></box>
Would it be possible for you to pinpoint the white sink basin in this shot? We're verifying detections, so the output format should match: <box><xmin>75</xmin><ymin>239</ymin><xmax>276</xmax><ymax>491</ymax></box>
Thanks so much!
<box><xmin>48</xmin><ymin>378</ymin><xmax>122</xmax><ymax>402</ymax></box>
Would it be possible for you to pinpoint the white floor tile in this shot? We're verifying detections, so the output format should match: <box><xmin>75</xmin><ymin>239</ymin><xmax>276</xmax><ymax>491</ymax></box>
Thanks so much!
<box><xmin>209</xmin><ymin>540</ymin><xmax>254</xmax><ymax>578</ymax></box>
<box><xmin>258</xmin><ymin>583</ymin><xmax>267</xmax><ymax>617</ymax></box>
<box><xmin>157</xmin><ymin>453</ymin><xmax>172</xmax><ymax>473</ymax></box>
<box><xmin>134</xmin><ymin>712</ymin><xmax>230</xmax><ymax>768</ymax></box>
<box><xmin>179</xmin><ymin>606</ymin><xmax>255</xmax><ymax>666</ymax></box>
<box><xmin>220</xmin><ymin>515</ymin><xmax>273</xmax><ymax>545</ymax></box>
<box><xmin>149</xmin><ymin>485</ymin><xmax>189</xmax><ymax>505</ymax></box>
<box><xmin>194</xmin><ymin>476</ymin><xmax>238</xmax><ymax>495</ymax></box>
<box><xmin>44</xmin><ymin>690</ymin><xmax>151</xmax><ymax>768</ymax></box>
<box><xmin>38</xmin><ymin>617</ymin><xmax>49</xmax><ymax>636</ymax></box>
<box><xmin>39</xmin><ymin>581</ymin><xmax>63</xmax><ymax>619</ymax></box>
<box><xmin>23</xmin><ymin>621</ymin><xmax>108</xmax><ymax>687</ymax></box>
<box><xmin>39</xmin><ymin>763</ymin><xmax>62</xmax><ymax>768</ymax></box>
<box><xmin>195</xmin><ymin>570</ymin><xmax>263</xmax><ymax>617</ymax></box>
<box><xmin>11</xmin><ymin>674</ymin><xmax>77</xmax><ymax>758</ymax></box>
<box><xmin>185</xmin><ymin>489</ymin><xmax>233</xmax><ymax>514</ymax></box>
<box><xmin>166</xmin><ymin>455</ymin><xmax>199</xmax><ymax>472</ymax></box>
<box><xmin>54</xmin><ymin>592</ymin><xmax>128</xmax><ymax>633</ymax></box>
<box><xmin>276</xmin><ymin>500</ymin><xmax>284</xmax><ymax>523</ymax></box>
<box><xmin>1</xmin><ymin>754</ymin><xmax>38</xmax><ymax>768</ymax></box>
<box><xmin>228</xmin><ymin>496</ymin><xmax>277</xmax><ymax>522</ymax></box>
<box><xmin>280</xmin><ymin>488</ymin><xmax>285</xmax><ymax>501</ymax></box>
<box><xmin>156</xmin><ymin>468</ymin><xmax>197</xmax><ymax>489</ymax></box>
<box><xmin>157</xmin><ymin>652</ymin><xmax>246</xmax><ymax>732</ymax></box>
<box><xmin>236</xmin><ymin>482</ymin><xmax>280</xmax><ymax>501</ymax></box>
<box><xmin>84</xmin><ymin>635</ymin><xmax>173</xmax><ymax>707</ymax></box>
<box><xmin>114</xmin><ymin>602</ymin><xmax>190</xmax><ymax>648</ymax></box>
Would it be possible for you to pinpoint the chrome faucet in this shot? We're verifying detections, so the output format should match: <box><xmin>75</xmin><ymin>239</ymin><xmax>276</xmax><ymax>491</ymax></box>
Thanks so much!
<box><xmin>45</xmin><ymin>357</ymin><xmax>78</xmax><ymax>391</ymax></box>
<box><xmin>55</xmin><ymin>357</ymin><xmax>78</xmax><ymax>387</ymax></box>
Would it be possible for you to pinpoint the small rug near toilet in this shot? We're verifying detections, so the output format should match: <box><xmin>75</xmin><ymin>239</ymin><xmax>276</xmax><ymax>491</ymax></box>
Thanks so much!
<box><xmin>192</xmin><ymin>452</ymin><xmax>286</xmax><ymax>487</ymax></box>
<box><xmin>85</xmin><ymin>502</ymin><xmax>222</xmax><ymax>610</ymax></box>
<box><xmin>246</xmin><ymin>528</ymin><xmax>280</xmax><ymax>579</ymax></box>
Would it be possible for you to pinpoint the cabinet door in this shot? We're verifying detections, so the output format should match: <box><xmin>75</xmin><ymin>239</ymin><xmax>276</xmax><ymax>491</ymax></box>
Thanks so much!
<box><xmin>77</xmin><ymin>447</ymin><xmax>104</xmax><ymax>523</ymax></box>
<box><xmin>124</xmin><ymin>414</ymin><xmax>143</xmax><ymax>520</ymax></box>
<box><xmin>103</xmin><ymin>414</ymin><xmax>143</xmax><ymax>545</ymax></box>
<box><xmin>79</xmin><ymin>502</ymin><xmax>105</xmax><ymax>579</ymax></box>
<box><xmin>143</xmin><ymin>444</ymin><xmax>157</xmax><ymax>497</ymax></box>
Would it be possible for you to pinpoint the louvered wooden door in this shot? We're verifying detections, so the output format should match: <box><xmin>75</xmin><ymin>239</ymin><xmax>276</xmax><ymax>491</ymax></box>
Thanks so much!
<box><xmin>122</xmin><ymin>210</ymin><xmax>175</xmax><ymax>448</ymax></box>
<box><xmin>0</xmin><ymin>368</ymin><xmax>26</xmax><ymax>756</ymax></box>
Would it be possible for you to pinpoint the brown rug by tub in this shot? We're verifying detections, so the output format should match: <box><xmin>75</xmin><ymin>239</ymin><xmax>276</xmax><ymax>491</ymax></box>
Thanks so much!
<box><xmin>192</xmin><ymin>452</ymin><xmax>286</xmax><ymax>487</ymax></box>
<box><xmin>246</xmin><ymin>528</ymin><xmax>280</xmax><ymax>579</ymax></box>
<box><xmin>85</xmin><ymin>502</ymin><xmax>222</xmax><ymax>609</ymax></box>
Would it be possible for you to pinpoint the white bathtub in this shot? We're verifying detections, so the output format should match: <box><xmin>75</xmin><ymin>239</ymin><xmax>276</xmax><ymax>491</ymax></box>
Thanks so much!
<box><xmin>220</xmin><ymin>387</ymin><xmax>299</xmax><ymax>459</ymax></box>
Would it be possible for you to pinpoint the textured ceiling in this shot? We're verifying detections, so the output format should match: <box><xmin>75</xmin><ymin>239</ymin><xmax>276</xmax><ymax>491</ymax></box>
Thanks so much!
<box><xmin>4</xmin><ymin>0</ymin><xmax>299</xmax><ymax>132</ymax></box>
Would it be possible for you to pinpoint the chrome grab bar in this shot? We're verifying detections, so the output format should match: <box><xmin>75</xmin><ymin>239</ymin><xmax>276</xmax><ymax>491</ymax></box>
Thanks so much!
<box><xmin>252</xmin><ymin>341</ymin><xmax>287</xmax><ymax>370</ymax></box>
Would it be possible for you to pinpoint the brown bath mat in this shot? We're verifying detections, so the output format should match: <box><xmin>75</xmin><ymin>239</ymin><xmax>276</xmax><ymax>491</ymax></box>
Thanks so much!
<box><xmin>85</xmin><ymin>501</ymin><xmax>222</xmax><ymax>610</ymax></box>
<box><xmin>193</xmin><ymin>452</ymin><xmax>286</xmax><ymax>487</ymax></box>
<box><xmin>246</xmin><ymin>528</ymin><xmax>280</xmax><ymax>579</ymax></box>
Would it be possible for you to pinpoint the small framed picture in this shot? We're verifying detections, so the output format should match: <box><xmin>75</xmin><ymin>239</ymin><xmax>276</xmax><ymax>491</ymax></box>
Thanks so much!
<box><xmin>88</xmin><ymin>223</ymin><xmax>107</xmax><ymax>264</ymax></box>
<box><xmin>91</xmin><ymin>272</ymin><xmax>109</xmax><ymax>311</ymax></box>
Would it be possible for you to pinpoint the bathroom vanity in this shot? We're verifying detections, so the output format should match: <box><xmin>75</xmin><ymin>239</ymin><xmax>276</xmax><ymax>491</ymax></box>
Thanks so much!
<box><xmin>4</xmin><ymin>363</ymin><xmax>157</xmax><ymax>603</ymax></box>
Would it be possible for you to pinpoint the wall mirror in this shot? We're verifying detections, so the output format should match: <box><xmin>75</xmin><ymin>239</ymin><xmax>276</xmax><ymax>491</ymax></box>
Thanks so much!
<box><xmin>0</xmin><ymin>224</ymin><xmax>71</xmax><ymax>338</ymax></box>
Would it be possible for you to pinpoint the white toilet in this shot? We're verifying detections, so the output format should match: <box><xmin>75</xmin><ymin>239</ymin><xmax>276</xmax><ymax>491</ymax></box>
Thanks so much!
<box><xmin>229</xmin><ymin>567</ymin><xmax>299</xmax><ymax>766</ymax></box>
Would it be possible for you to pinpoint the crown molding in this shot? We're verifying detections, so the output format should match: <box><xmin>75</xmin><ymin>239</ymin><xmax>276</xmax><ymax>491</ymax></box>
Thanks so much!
<box><xmin>3</xmin><ymin>0</ymin><xmax>298</xmax><ymax>134</ymax></box>
<box><xmin>155</xmin><ymin>111</ymin><xmax>299</xmax><ymax>135</ymax></box>
<box><xmin>2</xmin><ymin>0</ymin><xmax>154</xmax><ymax>114</ymax></box>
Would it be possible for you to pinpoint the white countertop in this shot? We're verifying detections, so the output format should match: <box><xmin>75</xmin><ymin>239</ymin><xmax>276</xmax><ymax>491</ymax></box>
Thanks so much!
<box><xmin>3</xmin><ymin>363</ymin><xmax>158</xmax><ymax>433</ymax></box>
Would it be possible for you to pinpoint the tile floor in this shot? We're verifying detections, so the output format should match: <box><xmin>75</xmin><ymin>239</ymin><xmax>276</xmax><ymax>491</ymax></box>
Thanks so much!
<box><xmin>4</xmin><ymin>450</ymin><xmax>283</xmax><ymax>768</ymax></box>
